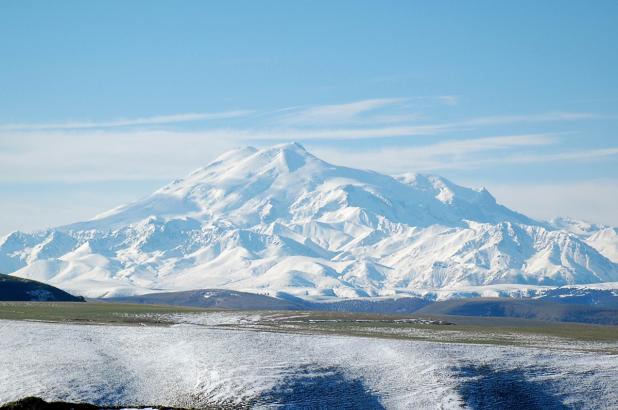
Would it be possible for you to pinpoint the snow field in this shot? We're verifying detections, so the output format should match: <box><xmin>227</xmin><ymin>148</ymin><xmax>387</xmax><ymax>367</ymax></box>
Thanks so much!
<box><xmin>1</xmin><ymin>317</ymin><xmax>617</xmax><ymax>409</ymax></box>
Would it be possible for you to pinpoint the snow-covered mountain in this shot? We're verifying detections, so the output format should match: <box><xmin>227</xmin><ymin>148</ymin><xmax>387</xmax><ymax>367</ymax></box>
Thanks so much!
<box><xmin>2</xmin><ymin>143</ymin><xmax>618</xmax><ymax>298</ymax></box>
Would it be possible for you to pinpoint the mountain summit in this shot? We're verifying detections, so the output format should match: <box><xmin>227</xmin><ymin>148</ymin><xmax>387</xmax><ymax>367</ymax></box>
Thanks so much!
<box><xmin>2</xmin><ymin>143</ymin><xmax>617</xmax><ymax>298</ymax></box>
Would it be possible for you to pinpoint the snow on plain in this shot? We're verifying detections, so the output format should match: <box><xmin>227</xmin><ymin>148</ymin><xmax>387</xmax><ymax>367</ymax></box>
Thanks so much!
<box><xmin>1</xmin><ymin>317</ymin><xmax>617</xmax><ymax>409</ymax></box>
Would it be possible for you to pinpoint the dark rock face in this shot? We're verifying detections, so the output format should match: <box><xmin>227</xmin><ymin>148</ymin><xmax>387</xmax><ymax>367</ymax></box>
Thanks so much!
<box><xmin>0</xmin><ymin>274</ymin><xmax>84</xmax><ymax>302</ymax></box>
<box><xmin>0</xmin><ymin>397</ymin><xmax>200</xmax><ymax>410</ymax></box>
<box><xmin>0</xmin><ymin>397</ymin><xmax>98</xmax><ymax>410</ymax></box>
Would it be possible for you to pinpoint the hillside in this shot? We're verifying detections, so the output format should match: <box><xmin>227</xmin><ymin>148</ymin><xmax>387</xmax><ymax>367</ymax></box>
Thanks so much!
<box><xmin>0</xmin><ymin>273</ymin><xmax>84</xmax><ymax>302</ymax></box>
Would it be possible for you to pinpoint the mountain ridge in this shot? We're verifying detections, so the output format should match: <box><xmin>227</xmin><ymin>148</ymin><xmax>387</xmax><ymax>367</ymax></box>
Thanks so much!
<box><xmin>2</xmin><ymin>143</ymin><xmax>617</xmax><ymax>298</ymax></box>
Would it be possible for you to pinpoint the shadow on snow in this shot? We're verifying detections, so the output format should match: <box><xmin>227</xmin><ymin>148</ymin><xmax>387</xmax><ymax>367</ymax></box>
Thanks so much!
<box><xmin>455</xmin><ymin>364</ymin><xmax>569</xmax><ymax>410</ymax></box>
<box><xmin>255</xmin><ymin>365</ymin><xmax>384</xmax><ymax>409</ymax></box>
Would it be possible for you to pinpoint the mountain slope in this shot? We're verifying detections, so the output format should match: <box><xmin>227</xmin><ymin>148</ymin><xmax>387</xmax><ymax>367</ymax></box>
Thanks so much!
<box><xmin>549</xmin><ymin>217</ymin><xmax>618</xmax><ymax>263</ymax></box>
<box><xmin>1</xmin><ymin>143</ymin><xmax>617</xmax><ymax>298</ymax></box>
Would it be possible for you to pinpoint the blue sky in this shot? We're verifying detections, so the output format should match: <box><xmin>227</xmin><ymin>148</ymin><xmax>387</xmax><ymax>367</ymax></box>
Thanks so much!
<box><xmin>1</xmin><ymin>1</ymin><xmax>617</xmax><ymax>234</ymax></box>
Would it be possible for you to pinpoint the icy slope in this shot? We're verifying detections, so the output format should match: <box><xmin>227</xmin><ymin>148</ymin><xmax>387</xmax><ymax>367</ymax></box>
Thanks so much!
<box><xmin>549</xmin><ymin>217</ymin><xmax>618</xmax><ymax>263</ymax></box>
<box><xmin>587</xmin><ymin>228</ymin><xmax>618</xmax><ymax>263</ymax></box>
<box><xmin>2</xmin><ymin>143</ymin><xmax>618</xmax><ymax>298</ymax></box>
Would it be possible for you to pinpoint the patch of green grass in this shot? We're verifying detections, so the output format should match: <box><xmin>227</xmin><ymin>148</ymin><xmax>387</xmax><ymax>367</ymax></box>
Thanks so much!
<box><xmin>0</xmin><ymin>301</ymin><xmax>207</xmax><ymax>325</ymax></box>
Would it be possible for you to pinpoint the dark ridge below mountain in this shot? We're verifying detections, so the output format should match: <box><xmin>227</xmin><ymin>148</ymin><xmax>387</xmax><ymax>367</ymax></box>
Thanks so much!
<box><xmin>307</xmin><ymin>296</ymin><xmax>432</xmax><ymax>314</ymax></box>
<box><xmin>101</xmin><ymin>289</ymin><xmax>306</xmax><ymax>310</ymax></box>
<box><xmin>0</xmin><ymin>273</ymin><xmax>84</xmax><ymax>302</ymax></box>
<box><xmin>100</xmin><ymin>288</ymin><xmax>433</xmax><ymax>314</ymax></box>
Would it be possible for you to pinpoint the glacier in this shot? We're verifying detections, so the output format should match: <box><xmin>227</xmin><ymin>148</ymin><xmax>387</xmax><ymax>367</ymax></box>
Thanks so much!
<box><xmin>1</xmin><ymin>142</ymin><xmax>617</xmax><ymax>298</ymax></box>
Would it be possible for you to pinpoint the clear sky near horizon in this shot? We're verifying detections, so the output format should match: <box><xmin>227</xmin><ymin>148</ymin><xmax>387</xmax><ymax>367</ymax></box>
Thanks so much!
<box><xmin>1</xmin><ymin>1</ymin><xmax>617</xmax><ymax>235</ymax></box>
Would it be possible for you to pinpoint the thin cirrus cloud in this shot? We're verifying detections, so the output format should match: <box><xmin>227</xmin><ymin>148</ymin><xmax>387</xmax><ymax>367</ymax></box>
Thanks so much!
<box><xmin>0</xmin><ymin>125</ymin><xmax>465</xmax><ymax>182</ymax></box>
<box><xmin>486</xmin><ymin>179</ymin><xmax>618</xmax><ymax>226</ymax></box>
<box><xmin>418</xmin><ymin>146</ymin><xmax>618</xmax><ymax>172</ymax></box>
<box><xmin>277</xmin><ymin>98</ymin><xmax>408</xmax><ymax>125</ymax></box>
<box><xmin>1</xmin><ymin>96</ymin><xmax>615</xmax><ymax>182</ymax></box>
<box><xmin>312</xmin><ymin>134</ymin><xmax>560</xmax><ymax>173</ymax></box>
<box><xmin>0</xmin><ymin>110</ymin><xmax>254</xmax><ymax>131</ymax></box>
<box><xmin>499</xmin><ymin>147</ymin><xmax>618</xmax><ymax>164</ymax></box>
<box><xmin>0</xmin><ymin>129</ymin><xmax>240</xmax><ymax>182</ymax></box>
<box><xmin>271</xmin><ymin>98</ymin><xmax>606</xmax><ymax>129</ymax></box>
<box><xmin>0</xmin><ymin>96</ymin><xmax>607</xmax><ymax>135</ymax></box>
<box><xmin>277</xmin><ymin>96</ymin><xmax>458</xmax><ymax>125</ymax></box>
<box><xmin>461</xmin><ymin>112</ymin><xmax>607</xmax><ymax>126</ymax></box>
<box><xmin>414</xmin><ymin>146</ymin><xmax>618</xmax><ymax>171</ymax></box>
<box><xmin>238</xmin><ymin>123</ymin><xmax>460</xmax><ymax>140</ymax></box>
<box><xmin>435</xmin><ymin>95</ymin><xmax>459</xmax><ymax>106</ymax></box>
<box><xmin>312</xmin><ymin>134</ymin><xmax>618</xmax><ymax>175</ymax></box>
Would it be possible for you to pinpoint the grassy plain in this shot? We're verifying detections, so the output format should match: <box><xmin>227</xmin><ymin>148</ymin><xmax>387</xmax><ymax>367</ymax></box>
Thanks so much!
<box><xmin>0</xmin><ymin>301</ymin><xmax>206</xmax><ymax>325</ymax></box>
<box><xmin>0</xmin><ymin>302</ymin><xmax>616</xmax><ymax>352</ymax></box>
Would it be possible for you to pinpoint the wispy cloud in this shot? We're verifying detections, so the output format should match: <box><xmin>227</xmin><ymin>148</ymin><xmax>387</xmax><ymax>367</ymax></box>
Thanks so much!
<box><xmin>421</xmin><ymin>146</ymin><xmax>618</xmax><ymax>170</ymax></box>
<box><xmin>277</xmin><ymin>96</ymin><xmax>459</xmax><ymax>126</ymax></box>
<box><xmin>0</xmin><ymin>110</ymin><xmax>254</xmax><ymax>131</ymax></box>
<box><xmin>313</xmin><ymin>134</ymin><xmax>558</xmax><ymax>173</ymax></box>
<box><xmin>1</xmin><ymin>97</ymin><xmax>614</xmax><ymax>183</ymax></box>
<box><xmin>485</xmin><ymin>179</ymin><xmax>618</xmax><ymax>226</ymax></box>
<box><xmin>462</xmin><ymin>112</ymin><xmax>606</xmax><ymax>126</ymax></box>
<box><xmin>1</xmin><ymin>97</ymin><xmax>607</xmax><ymax>138</ymax></box>
<box><xmin>239</xmin><ymin>123</ymin><xmax>459</xmax><ymax>140</ymax></box>
<box><xmin>0</xmin><ymin>129</ymin><xmax>239</xmax><ymax>182</ymax></box>
<box><xmin>436</xmin><ymin>95</ymin><xmax>459</xmax><ymax>106</ymax></box>
<box><xmin>270</xmin><ymin>109</ymin><xmax>597</xmax><ymax>137</ymax></box>
<box><xmin>269</xmin><ymin>109</ymin><xmax>605</xmax><ymax>139</ymax></box>
<box><xmin>498</xmin><ymin>147</ymin><xmax>618</xmax><ymax>164</ymax></box>
<box><xmin>278</xmin><ymin>98</ymin><xmax>407</xmax><ymax>125</ymax></box>
<box><xmin>313</xmin><ymin>135</ymin><xmax>618</xmax><ymax>174</ymax></box>
<box><xmin>4</xmin><ymin>125</ymin><xmax>615</xmax><ymax>183</ymax></box>
<box><xmin>413</xmin><ymin>134</ymin><xmax>556</xmax><ymax>155</ymax></box>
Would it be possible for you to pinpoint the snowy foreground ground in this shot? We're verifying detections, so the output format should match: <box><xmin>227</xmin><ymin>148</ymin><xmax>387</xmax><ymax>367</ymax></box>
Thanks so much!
<box><xmin>1</xmin><ymin>314</ymin><xmax>617</xmax><ymax>409</ymax></box>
